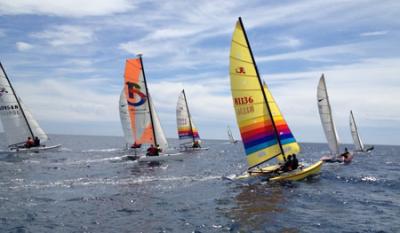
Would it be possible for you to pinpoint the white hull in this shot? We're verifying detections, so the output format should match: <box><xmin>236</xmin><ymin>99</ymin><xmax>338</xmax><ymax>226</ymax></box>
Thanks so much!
<box><xmin>179</xmin><ymin>147</ymin><xmax>209</xmax><ymax>152</ymax></box>
<box><xmin>137</xmin><ymin>152</ymin><xmax>184</xmax><ymax>162</ymax></box>
<box><xmin>0</xmin><ymin>144</ymin><xmax>62</xmax><ymax>155</ymax></box>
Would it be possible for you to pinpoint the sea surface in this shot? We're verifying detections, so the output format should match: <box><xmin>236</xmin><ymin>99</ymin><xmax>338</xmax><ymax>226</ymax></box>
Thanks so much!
<box><xmin>0</xmin><ymin>134</ymin><xmax>399</xmax><ymax>233</ymax></box>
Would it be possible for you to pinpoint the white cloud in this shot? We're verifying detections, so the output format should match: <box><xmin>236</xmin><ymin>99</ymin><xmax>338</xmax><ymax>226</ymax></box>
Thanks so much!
<box><xmin>360</xmin><ymin>31</ymin><xmax>388</xmax><ymax>37</ymax></box>
<box><xmin>0</xmin><ymin>0</ymin><xmax>134</xmax><ymax>17</ymax></box>
<box><xmin>16</xmin><ymin>41</ymin><xmax>33</xmax><ymax>51</ymax></box>
<box><xmin>32</xmin><ymin>25</ymin><xmax>94</xmax><ymax>46</ymax></box>
<box><xmin>277</xmin><ymin>36</ymin><xmax>302</xmax><ymax>48</ymax></box>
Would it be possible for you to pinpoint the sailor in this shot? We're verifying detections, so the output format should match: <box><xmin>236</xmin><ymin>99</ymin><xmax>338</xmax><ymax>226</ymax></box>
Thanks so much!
<box><xmin>33</xmin><ymin>136</ymin><xmax>40</xmax><ymax>147</ymax></box>
<box><xmin>339</xmin><ymin>147</ymin><xmax>350</xmax><ymax>160</ymax></box>
<box><xmin>281</xmin><ymin>155</ymin><xmax>293</xmax><ymax>172</ymax></box>
<box><xmin>25</xmin><ymin>137</ymin><xmax>34</xmax><ymax>148</ymax></box>
<box><xmin>192</xmin><ymin>141</ymin><xmax>200</xmax><ymax>148</ymax></box>
<box><xmin>292</xmin><ymin>154</ymin><xmax>299</xmax><ymax>170</ymax></box>
<box><xmin>156</xmin><ymin>144</ymin><xmax>162</xmax><ymax>153</ymax></box>
<box><xmin>146</xmin><ymin>144</ymin><xmax>159</xmax><ymax>156</ymax></box>
<box><xmin>131</xmin><ymin>142</ymin><xmax>141</xmax><ymax>149</ymax></box>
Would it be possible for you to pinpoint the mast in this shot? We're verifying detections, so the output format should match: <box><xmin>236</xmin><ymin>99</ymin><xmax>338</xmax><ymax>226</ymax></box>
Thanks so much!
<box><xmin>238</xmin><ymin>17</ymin><xmax>285</xmax><ymax>160</ymax></box>
<box><xmin>0</xmin><ymin>62</ymin><xmax>35</xmax><ymax>143</ymax></box>
<box><xmin>137</xmin><ymin>55</ymin><xmax>158</xmax><ymax>146</ymax></box>
<box><xmin>182</xmin><ymin>89</ymin><xmax>195</xmax><ymax>144</ymax></box>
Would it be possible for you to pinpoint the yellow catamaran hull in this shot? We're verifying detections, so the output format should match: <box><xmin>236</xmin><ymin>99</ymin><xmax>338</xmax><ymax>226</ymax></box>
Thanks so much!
<box><xmin>235</xmin><ymin>160</ymin><xmax>323</xmax><ymax>181</ymax></box>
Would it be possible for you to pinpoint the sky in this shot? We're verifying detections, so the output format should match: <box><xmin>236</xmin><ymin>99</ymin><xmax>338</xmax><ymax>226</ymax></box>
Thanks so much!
<box><xmin>0</xmin><ymin>0</ymin><xmax>399</xmax><ymax>145</ymax></box>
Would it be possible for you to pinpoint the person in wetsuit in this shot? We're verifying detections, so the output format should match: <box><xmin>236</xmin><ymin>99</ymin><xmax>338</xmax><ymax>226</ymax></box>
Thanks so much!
<box><xmin>33</xmin><ymin>136</ymin><xmax>40</xmax><ymax>147</ymax></box>
<box><xmin>146</xmin><ymin>144</ymin><xmax>159</xmax><ymax>156</ymax></box>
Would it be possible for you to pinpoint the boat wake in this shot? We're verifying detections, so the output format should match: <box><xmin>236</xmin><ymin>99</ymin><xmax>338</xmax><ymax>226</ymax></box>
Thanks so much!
<box><xmin>81</xmin><ymin>148</ymin><xmax>123</xmax><ymax>153</ymax></box>
<box><xmin>8</xmin><ymin>175</ymin><xmax>222</xmax><ymax>190</ymax></box>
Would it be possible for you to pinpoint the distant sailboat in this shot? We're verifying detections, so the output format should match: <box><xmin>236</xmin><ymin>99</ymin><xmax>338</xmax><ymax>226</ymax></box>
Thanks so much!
<box><xmin>317</xmin><ymin>75</ymin><xmax>352</xmax><ymax>163</ymax></box>
<box><xmin>229</xmin><ymin>17</ymin><xmax>322</xmax><ymax>181</ymax></box>
<box><xmin>119</xmin><ymin>55</ymin><xmax>181</xmax><ymax>161</ymax></box>
<box><xmin>349</xmin><ymin>110</ymin><xmax>374</xmax><ymax>152</ymax></box>
<box><xmin>176</xmin><ymin>89</ymin><xmax>207</xmax><ymax>151</ymax></box>
<box><xmin>227</xmin><ymin>126</ymin><xmax>238</xmax><ymax>144</ymax></box>
<box><xmin>0</xmin><ymin>62</ymin><xmax>61</xmax><ymax>153</ymax></box>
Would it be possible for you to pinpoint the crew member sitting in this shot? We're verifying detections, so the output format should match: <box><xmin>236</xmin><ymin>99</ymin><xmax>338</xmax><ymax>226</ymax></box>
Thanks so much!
<box><xmin>281</xmin><ymin>155</ymin><xmax>293</xmax><ymax>172</ymax></box>
<box><xmin>131</xmin><ymin>142</ymin><xmax>141</xmax><ymax>149</ymax></box>
<box><xmin>156</xmin><ymin>144</ymin><xmax>162</xmax><ymax>153</ymax></box>
<box><xmin>292</xmin><ymin>154</ymin><xmax>299</xmax><ymax>170</ymax></box>
<box><xmin>146</xmin><ymin>144</ymin><xmax>159</xmax><ymax>156</ymax></box>
<box><xmin>33</xmin><ymin>136</ymin><xmax>40</xmax><ymax>147</ymax></box>
<box><xmin>192</xmin><ymin>141</ymin><xmax>201</xmax><ymax>148</ymax></box>
<box><xmin>25</xmin><ymin>137</ymin><xmax>34</xmax><ymax>148</ymax></box>
<box><xmin>339</xmin><ymin>147</ymin><xmax>350</xmax><ymax>161</ymax></box>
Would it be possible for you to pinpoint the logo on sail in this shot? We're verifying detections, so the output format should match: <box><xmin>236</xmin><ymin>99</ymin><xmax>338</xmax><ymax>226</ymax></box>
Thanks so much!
<box><xmin>0</xmin><ymin>87</ymin><xmax>8</xmax><ymax>97</ymax></box>
<box><xmin>235</xmin><ymin>67</ymin><xmax>246</xmax><ymax>74</ymax></box>
<box><xmin>126</xmin><ymin>82</ymin><xmax>147</xmax><ymax>107</ymax></box>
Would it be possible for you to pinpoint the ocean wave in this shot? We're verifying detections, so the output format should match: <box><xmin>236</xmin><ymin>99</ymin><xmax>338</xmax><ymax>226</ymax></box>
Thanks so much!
<box><xmin>81</xmin><ymin>148</ymin><xmax>123</xmax><ymax>153</ymax></box>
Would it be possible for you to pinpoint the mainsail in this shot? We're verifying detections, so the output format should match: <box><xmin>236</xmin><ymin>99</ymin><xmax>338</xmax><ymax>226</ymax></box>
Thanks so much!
<box><xmin>0</xmin><ymin>62</ymin><xmax>48</xmax><ymax>148</ymax></box>
<box><xmin>229</xmin><ymin>17</ymin><xmax>288</xmax><ymax>169</ymax></box>
<box><xmin>227</xmin><ymin>126</ymin><xmax>236</xmax><ymax>143</ymax></box>
<box><xmin>176</xmin><ymin>89</ymin><xmax>200</xmax><ymax>147</ymax></box>
<box><xmin>120</xmin><ymin>56</ymin><xmax>168</xmax><ymax>151</ymax></box>
<box><xmin>262</xmin><ymin>81</ymin><xmax>300</xmax><ymax>162</ymax></box>
<box><xmin>349</xmin><ymin>110</ymin><xmax>364</xmax><ymax>151</ymax></box>
<box><xmin>317</xmin><ymin>75</ymin><xmax>340</xmax><ymax>155</ymax></box>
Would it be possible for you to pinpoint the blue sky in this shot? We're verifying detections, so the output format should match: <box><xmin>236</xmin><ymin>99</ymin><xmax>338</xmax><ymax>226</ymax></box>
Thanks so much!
<box><xmin>0</xmin><ymin>0</ymin><xmax>399</xmax><ymax>145</ymax></box>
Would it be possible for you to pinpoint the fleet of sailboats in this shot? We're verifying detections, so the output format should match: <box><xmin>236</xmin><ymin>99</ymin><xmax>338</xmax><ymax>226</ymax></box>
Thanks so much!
<box><xmin>0</xmin><ymin>18</ymin><xmax>376</xmax><ymax>181</ymax></box>
<box><xmin>0</xmin><ymin>62</ymin><xmax>61</xmax><ymax>154</ymax></box>
<box><xmin>229</xmin><ymin>17</ymin><xmax>322</xmax><ymax>181</ymax></box>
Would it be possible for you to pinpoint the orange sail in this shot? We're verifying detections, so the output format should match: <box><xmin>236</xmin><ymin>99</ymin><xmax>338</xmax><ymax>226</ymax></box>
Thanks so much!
<box><xmin>124</xmin><ymin>58</ymin><xmax>154</xmax><ymax>145</ymax></box>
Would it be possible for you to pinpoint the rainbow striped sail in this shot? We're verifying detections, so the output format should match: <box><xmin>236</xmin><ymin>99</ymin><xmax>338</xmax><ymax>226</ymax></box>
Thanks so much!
<box><xmin>176</xmin><ymin>90</ymin><xmax>200</xmax><ymax>147</ymax></box>
<box><xmin>263</xmin><ymin>81</ymin><xmax>300</xmax><ymax>162</ymax></box>
<box><xmin>229</xmin><ymin>18</ymin><xmax>283</xmax><ymax>169</ymax></box>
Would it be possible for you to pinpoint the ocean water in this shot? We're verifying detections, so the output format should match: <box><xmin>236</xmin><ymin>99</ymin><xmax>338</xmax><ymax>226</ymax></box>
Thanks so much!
<box><xmin>0</xmin><ymin>134</ymin><xmax>399</xmax><ymax>233</ymax></box>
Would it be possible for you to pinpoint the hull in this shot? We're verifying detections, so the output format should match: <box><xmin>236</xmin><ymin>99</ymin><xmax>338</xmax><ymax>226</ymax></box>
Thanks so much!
<box><xmin>179</xmin><ymin>147</ymin><xmax>209</xmax><ymax>152</ymax></box>
<box><xmin>321</xmin><ymin>153</ymin><xmax>353</xmax><ymax>164</ymax></box>
<box><xmin>269</xmin><ymin>160</ymin><xmax>323</xmax><ymax>181</ymax></box>
<box><xmin>0</xmin><ymin>144</ymin><xmax>62</xmax><ymax>155</ymax></box>
<box><xmin>137</xmin><ymin>152</ymin><xmax>184</xmax><ymax>162</ymax></box>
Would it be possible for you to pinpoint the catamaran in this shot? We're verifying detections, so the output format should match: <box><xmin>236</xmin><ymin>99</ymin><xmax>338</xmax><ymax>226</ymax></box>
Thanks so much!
<box><xmin>0</xmin><ymin>62</ymin><xmax>61</xmax><ymax>154</ymax></box>
<box><xmin>119</xmin><ymin>55</ymin><xmax>181</xmax><ymax>162</ymax></box>
<box><xmin>176</xmin><ymin>89</ymin><xmax>208</xmax><ymax>151</ymax></box>
<box><xmin>317</xmin><ymin>75</ymin><xmax>352</xmax><ymax>163</ymax></box>
<box><xmin>227</xmin><ymin>126</ymin><xmax>238</xmax><ymax>144</ymax></box>
<box><xmin>229</xmin><ymin>17</ymin><xmax>322</xmax><ymax>181</ymax></box>
<box><xmin>349</xmin><ymin>110</ymin><xmax>374</xmax><ymax>152</ymax></box>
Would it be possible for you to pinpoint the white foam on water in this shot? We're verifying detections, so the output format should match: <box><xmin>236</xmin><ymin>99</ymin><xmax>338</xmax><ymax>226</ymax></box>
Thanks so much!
<box><xmin>82</xmin><ymin>148</ymin><xmax>122</xmax><ymax>153</ymax></box>
<box><xmin>361</xmin><ymin>176</ymin><xmax>378</xmax><ymax>182</ymax></box>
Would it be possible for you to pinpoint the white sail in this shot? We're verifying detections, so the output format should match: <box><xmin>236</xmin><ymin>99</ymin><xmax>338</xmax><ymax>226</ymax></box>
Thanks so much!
<box><xmin>317</xmin><ymin>74</ymin><xmax>340</xmax><ymax>155</ymax></box>
<box><xmin>119</xmin><ymin>90</ymin><xmax>134</xmax><ymax>145</ymax></box>
<box><xmin>19</xmin><ymin>98</ymin><xmax>48</xmax><ymax>143</ymax></box>
<box><xmin>227</xmin><ymin>126</ymin><xmax>236</xmax><ymax>143</ymax></box>
<box><xmin>349</xmin><ymin>111</ymin><xmax>364</xmax><ymax>151</ymax></box>
<box><xmin>149</xmin><ymin>94</ymin><xmax>168</xmax><ymax>151</ymax></box>
<box><xmin>0</xmin><ymin>63</ymin><xmax>42</xmax><ymax>147</ymax></box>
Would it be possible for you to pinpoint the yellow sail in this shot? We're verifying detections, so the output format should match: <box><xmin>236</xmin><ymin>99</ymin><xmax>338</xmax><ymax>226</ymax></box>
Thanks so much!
<box><xmin>262</xmin><ymin>81</ymin><xmax>301</xmax><ymax>162</ymax></box>
<box><xmin>229</xmin><ymin>18</ymin><xmax>283</xmax><ymax>169</ymax></box>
